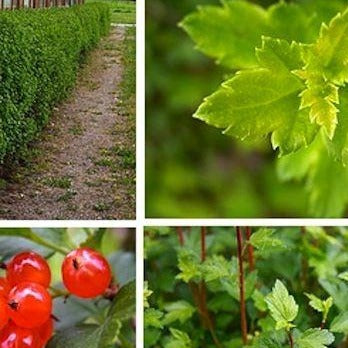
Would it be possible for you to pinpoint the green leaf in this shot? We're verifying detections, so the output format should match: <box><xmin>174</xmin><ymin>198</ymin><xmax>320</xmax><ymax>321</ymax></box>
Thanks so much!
<box><xmin>297</xmin><ymin>328</ymin><xmax>335</xmax><ymax>348</ymax></box>
<box><xmin>0</xmin><ymin>228</ymin><xmax>69</xmax><ymax>254</ymax></box>
<box><xmin>338</xmin><ymin>271</ymin><xmax>348</xmax><ymax>282</ymax></box>
<box><xmin>201</xmin><ymin>254</ymin><xmax>231</xmax><ymax>282</ymax></box>
<box><xmin>277</xmin><ymin>134</ymin><xmax>348</xmax><ymax>217</ymax></box>
<box><xmin>180</xmin><ymin>0</ymin><xmax>268</xmax><ymax>69</ymax></box>
<box><xmin>252</xmin><ymin>289</ymin><xmax>268</xmax><ymax>312</ymax></box>
<box><xmin>249</xmin><ymin>228</ymin><xmax>284</xmax><ymax>251</ymax></box>
<box><xmin>327</xmin><ymin>86</ymin><xmax>348</xmax><ymax>165</ymax></box>
<box><xmin>81</xmin><ymin>229</ymin><xmax>105</xmax><ymax>250</ymax></box>
<box><xmin>305</xmin><ymin>293</ymin><xmax>333</xmax><ymax>321</ymax></box>
<box><xmin>164</xmin><ymin>328</ymin><xmax>192</xmax><ymax>348</ymax></box>
<box><xmin>108</xmin><ymin>280</ymin><xmax>135</xmax><ymax>322</ymax></box>
<box><xmin>180</xmin><ymin>1</ymin><xmax>318</xmax><ymax>70</ymax></box>
<box><xmin>48</xmin><ymin>280</ymin><xmax>135</xmax><ymax>347</ymax></box>
<box><xmin>331</xmin><ymin>312</ymin><xmax>348</xmax><ymax>334</ymax></box>
<box><xmin>144</xmin><ymin>281</ymin><xmax>153</xmax><ymax>309</ymax></box>
<box><xmin>265</xmin><ymin>280</ymin><xmax>298</xmax><ymax>330</ymax></box>
<box><xmin>314</xmin><ymin>9</ymin><xmax>348</xmax><ymax>85</ymax></box>
<box><xmin>162</xmin><ymin>301</ymin><xmax>196</xmax><ymax>325</ymax></box>
<box><xmin>194</xmin><ymin>37</ymin><xmax>317</xmax><ymax>155</ymax></box>
<box><xmin>144</xmin><ymin>308</ymin><xmax>163</xmax><ymax>329</ymax></box>
<box><xmin>47</xmin><ymin>324</ymin><xmax>121</xmax><ymax>348</ymax></box>
<box><xmin>176</xmin><ymin>248</ymin><xmax>201</xmax><ymax>283</ymax></box>
<box><xmin>295</xmin><ymin>9</ymin><xmax>348</xmax><ymax>138</ymax></box>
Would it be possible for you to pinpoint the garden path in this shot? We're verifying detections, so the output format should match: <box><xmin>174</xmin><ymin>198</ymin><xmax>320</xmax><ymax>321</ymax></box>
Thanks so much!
<box><xmin>0</xmin><ymin>26</ymin><xmax>135</xmax><ymax>220</ymax></box>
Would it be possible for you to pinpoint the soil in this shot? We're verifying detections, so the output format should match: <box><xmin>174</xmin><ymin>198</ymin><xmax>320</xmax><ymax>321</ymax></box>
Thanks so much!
<box><xmin>0</xmin><ymin>26</ymin><xmax>135</xmax><ymax>220</ymax></box>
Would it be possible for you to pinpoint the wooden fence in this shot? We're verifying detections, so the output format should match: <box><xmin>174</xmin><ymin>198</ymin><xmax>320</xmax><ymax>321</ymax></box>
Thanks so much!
<box><xmin>0</xmin><ymin>0</ymin><xmax>84</xmax><ymax>10</ymax></box>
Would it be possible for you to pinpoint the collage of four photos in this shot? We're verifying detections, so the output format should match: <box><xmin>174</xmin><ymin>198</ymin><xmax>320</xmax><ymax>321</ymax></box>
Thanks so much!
<box><xmin>0</xmin><ymin>0</ymin><xmax>348</xmax><ymax>346</ymax></box>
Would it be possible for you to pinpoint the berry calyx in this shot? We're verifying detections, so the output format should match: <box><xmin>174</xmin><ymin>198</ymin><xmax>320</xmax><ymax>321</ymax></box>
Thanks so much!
<box><xmin>0</xmin><ymin>298</ymin><xmax>9</xmax><ymax>330</ymax></box>
<box><xmin>7</xmin><ymin>252</ymin><xmax>51</xmax><ymax>288</ymax></box>
<box><xmin>62</xmin><ymin>247</ymin><xmax>112</xmax><ymax>298</ymax></box>
<box><xmin>0</xmin><ymin>321</ymin><xmax>41</xmax><ymax>348</ymax></box>
<box><xmin>0</xmin><ymin>278</ymin><xmax>10</xmax><ymax>299</ymax></box>
<box><xmin>7</xmin><ymin>282</ymin><xmax>52</xmax><ymax>329</ymax></box>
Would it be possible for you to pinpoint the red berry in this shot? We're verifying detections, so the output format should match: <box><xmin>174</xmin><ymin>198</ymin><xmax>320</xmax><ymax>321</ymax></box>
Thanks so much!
<box><xmin>36</xmin><ymin>319</ymin><xmax>53</xmax><ymax>345</ymax></box>
<box><xmin>0</xmin><ymin>321</ymin><xmax>41</xmax><ymax>348</ymax></box>
<box><xmin>0</xmin><ymin>278</ymin><xmax>10</xmax><ymax>299</ymax></box>
<box><xmin>0</xmin><ymin>297</ymin><xmax>9</xmax><ymax>330</ymax></box>
<box><xmin>62</xmin><ymin>247</ymin><xmax>112</xmax><ymax>298</ymax></box>
<box><xmin>7</xmin><ymin>282</ymin><xmax>52</xmax><ymax>329</ymax></box>
<box><xmin>7</xmin><ymin>252</ymin><xmax>51</xmax><ymax>288</ymax></box>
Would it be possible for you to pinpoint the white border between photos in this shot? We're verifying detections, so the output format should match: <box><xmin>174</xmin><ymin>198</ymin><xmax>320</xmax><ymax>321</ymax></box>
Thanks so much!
<box><xmin>1</xmin><ymin>0</ymin><xmax>348</xmax><ymax>346</ymax></box>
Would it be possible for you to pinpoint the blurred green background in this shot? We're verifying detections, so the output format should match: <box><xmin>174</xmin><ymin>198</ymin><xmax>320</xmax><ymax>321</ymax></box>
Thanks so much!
<box><xmin>145</xmin><ymin>0</ymin><xmax>312</xmax><ymax>218</ymax></box>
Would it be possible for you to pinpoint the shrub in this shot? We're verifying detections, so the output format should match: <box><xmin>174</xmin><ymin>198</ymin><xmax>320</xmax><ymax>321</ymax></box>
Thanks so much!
<box><xmin>0</xmin><ymin>3</ymin><xmax>111</xmax><ymax>164</ymax></box>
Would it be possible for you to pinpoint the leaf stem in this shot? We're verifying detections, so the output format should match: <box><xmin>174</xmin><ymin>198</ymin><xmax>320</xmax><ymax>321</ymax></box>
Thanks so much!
<box><xmin>236</xmin><ymin>227</ymin><xmax>248</xmax><ymax>345</ymax></box>
<box><xmin>288</xmin><ymin>330</ymin><xmax>294</xmax><ymax>348</ymax></box>
<box><xmin>49</xmin><ymin>287</ymin><xmax>70</xmax><ymax>299</ymax></box>
<box><xmin>245</xmin><ymin>227</ymin><xmax>255</xmax><ymax>271</ymax></box>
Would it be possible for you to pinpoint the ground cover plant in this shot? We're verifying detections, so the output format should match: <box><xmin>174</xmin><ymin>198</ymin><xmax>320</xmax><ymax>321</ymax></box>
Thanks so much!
<box><xmin>145</xmin><ymin>226</ymin><xmax>348</xmax><ymax>347</ymax></box>
<box><xmin>179</xmin><ymin>0</ymin><xmax>348</xmax><ymax>217</ymax></box>
<box><xmin>0</xmin><ymin>228</ymin><xmax>135</xmax><ymax>347</ymax></box>
<box><xmin>87</xmin><ymin>0</ymin><xmax>135</xmax><ymax>24</ymax></box>
<box><xmin>0</xmin><ymin>3</ymin><xmax>110</xmax><ymax>165</ymax></box>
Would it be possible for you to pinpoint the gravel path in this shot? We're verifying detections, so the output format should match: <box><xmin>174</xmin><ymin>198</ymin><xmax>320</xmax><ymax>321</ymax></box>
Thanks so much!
<box><xmin>0</xmin><ymin>26</ymin><xmax>135</xmax><ymax>220</ymax></box>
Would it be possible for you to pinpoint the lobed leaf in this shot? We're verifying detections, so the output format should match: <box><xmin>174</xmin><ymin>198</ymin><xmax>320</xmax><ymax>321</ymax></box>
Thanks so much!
<box><xmin>297</xmin><ymin>328</ymin><xmax>335</xmax><ymax>348</ymax></box>
<box><xmin>265</xmin><ymin>280</ymin><xmax>298</xmax><ymax>331</ymax></box>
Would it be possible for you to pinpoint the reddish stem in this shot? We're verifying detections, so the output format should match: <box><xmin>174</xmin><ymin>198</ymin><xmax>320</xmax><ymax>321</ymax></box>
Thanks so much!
<box><xmin>176</xmin><ymin>227</ymin><xmax>184</xmax><ymax>246</ymax></box>
<box><xmin>288</xmin><ymin>331</ymin><xmax>294</xmax><ymax>348</ymax></box>
<box><xmin>201</xmin><ymin>227</ymin><xmax>207</xmax><ymax>262</ymax></box>
<box><xmin>236</xmin><ymin>227</ymin><xmax>248</xmax><ymax>345</ymax></box>
<box><xmin>245</xmin><ymin>227</ymin><xmax>255</xmax><ymax>271</ymax></box>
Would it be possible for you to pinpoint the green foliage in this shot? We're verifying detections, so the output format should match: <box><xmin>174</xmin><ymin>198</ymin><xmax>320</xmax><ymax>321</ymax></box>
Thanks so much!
<box><xmin>182</xmin><ymin>0</ymin><xmax>348</xmax><ymax>217</ymax></box>
<box><xmin>0</xmin><ymin>228</ymin><xmax>135</xmax><ymax>347</ymax></box>
<box><xmin>0</xmin><ymin>3</ymin><xmax>110</xmax><ymax>164</ymax></box>
<box><xmin>145</xmin><ymin>226</ymin><xmax>348</xmax><ymax>347</ymax></box>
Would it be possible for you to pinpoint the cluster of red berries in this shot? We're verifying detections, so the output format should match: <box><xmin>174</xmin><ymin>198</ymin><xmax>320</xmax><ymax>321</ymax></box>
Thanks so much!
<box><xmin>0</xmin><ymin>247</ymin><xmax>112</xmax><ymax>347</ymax></box>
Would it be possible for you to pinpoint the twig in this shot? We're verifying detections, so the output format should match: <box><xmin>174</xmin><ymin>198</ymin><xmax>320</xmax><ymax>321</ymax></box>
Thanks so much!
<box><xmin>176</xmin><ymin>226</ymin><xmax>184</xmax><ymax>246</ymax></box>
<box><xmin>245</xmin><ymin>227</ymin><xmax>255</xmax><ymax>271</ymax></box>
<box><xmin>288</xmin><ymin>331</ymin><xmax>294</xmax><ymax>348</ymax></box>
<box><xmin>236</xmin><ymin>227</ymin><xmax>248</xmax><ymax>345</ymax></box>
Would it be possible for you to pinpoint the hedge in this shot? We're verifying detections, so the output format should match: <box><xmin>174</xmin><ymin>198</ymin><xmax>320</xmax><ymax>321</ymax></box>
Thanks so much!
<box><xmin>0</xmin><ymin>3</ymin><xmax>110</xmax><ymax>163</ymax></box>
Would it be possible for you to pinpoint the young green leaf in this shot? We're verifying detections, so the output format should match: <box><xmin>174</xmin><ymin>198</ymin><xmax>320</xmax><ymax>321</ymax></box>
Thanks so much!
<box><xmin>165</xmin><ymin>329</ymin><xmax>192</xmax><ymax>348</ymax></box>
<box><xmin>331</xmin><ymin>312</ymin><xmax>348</xmax><ymax>334</ymax></box>
<box><xmin>162</xmin><ymin>301</ymin><xmax>196</xmax><ymax>325</ymax></box>
<box><xmin>180</xmin><ymin>0</ymin><xmax>318</xmax><ymax>70</ymax></box>
<box><xmin>176</xmin><ymin>249</ymin><xmax>201</xmax><ymax>283</ymax></box>
<box><xmin>144</xmin><ymin>308</ymin><xmax>163</xmax><ymax>329</ymax></box>
<box><xmin>338</xmin><ymin>271</ymin><xmax>348</xmax><ymax>282</ymax></box>
<box><xmin>249</xmin><ymin>228</ymin><xmax>284</xmax><ymax>251</ymax></box>
<box><xmin>297</xmin><ymin>328</ymin><xmax>335</xmax><ymax>348</ymax></box>
<box><xmin>265</xmin><ymin>280</ymin><xmax>298</xmax><ymax>330</ymax></box>
<box><xmin>201</xmin><ymin>254</ymin><xmax>231</xmax><ymax>282</ymax></box>
<box><xmin>144</xmin><ymin>281</ymin><xmax>153</xmax><ymax>309</ymax></box>
<box><xmin>295</xmin><ymin>9</ymin><xmax>348</xmax><ymax>138</ymax></box>
<box><xmin>305</xmin><ymin>293</ymin><xmax>333</xmax><ymax>321</ymax></box>
<box><xmin>194</xmin><ymin>37</ymin><xmax>320</xmax><ymax>155</ymax></box>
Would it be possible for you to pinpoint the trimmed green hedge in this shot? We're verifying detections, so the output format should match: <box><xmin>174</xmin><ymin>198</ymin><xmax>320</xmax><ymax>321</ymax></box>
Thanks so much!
<box><xmin>0</xmin><ymin>3</ymin><xmax>110</xmax><ymax>163</ymax></box>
